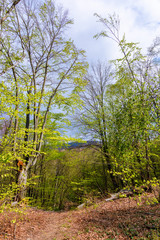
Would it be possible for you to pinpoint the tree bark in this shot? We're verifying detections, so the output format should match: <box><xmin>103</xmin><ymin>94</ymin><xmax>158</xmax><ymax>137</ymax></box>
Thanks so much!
<box><xmin>16</xmin><ymin>168</ymin><xmax>27</xmax><ymax>201</ymax></box>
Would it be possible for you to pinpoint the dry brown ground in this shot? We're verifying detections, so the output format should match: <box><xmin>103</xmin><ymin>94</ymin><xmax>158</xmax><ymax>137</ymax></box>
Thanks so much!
<box><xmin>0</xmin><ymin>193</ymin><xmax>159</xmax><ymax>240</ymax></box>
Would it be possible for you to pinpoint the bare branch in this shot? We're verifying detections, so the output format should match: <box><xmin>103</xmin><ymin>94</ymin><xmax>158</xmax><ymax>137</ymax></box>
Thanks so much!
<box><xmin>0</xmin><ymin>0</ymin><xmax>21</xmax><ymax>24</ymax></box>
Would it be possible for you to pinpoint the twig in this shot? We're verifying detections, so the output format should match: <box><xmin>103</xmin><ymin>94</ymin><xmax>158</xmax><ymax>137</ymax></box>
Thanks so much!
<box><xmin>136</xmin><ymin>211</ymin><xmax>160</xmax><ymax>217</ymax></box>
<box><xmin>0</xmin><ymin>232</ymin><xmax>12</xmax><ymax>236</ymax></box>
<box><xmin>144</xmin><ymin>225</ymin><xmax>160</xmax><ymax>230</ymax></box>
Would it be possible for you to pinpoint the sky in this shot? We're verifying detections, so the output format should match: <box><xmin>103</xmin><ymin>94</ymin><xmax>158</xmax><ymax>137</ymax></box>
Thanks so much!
<box><xmin>58</xmin><ymin>0</ymin><xmax>160</xmax><ymax>64</ymax></box>
<box><xmin>56</xmin><ymin>0</ymin><xmax>160</xmax><ymax>138</ymax></box>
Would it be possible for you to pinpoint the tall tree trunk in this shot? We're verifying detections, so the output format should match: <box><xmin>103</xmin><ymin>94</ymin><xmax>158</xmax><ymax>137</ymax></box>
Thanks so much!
<box><xmin>101</xmin><ymin>155</ymin><xmax>108</xmax><ymax>192</ymax></box>
<box><xmin>16</xmin><ymin>168</ymin><xmax>27</xmax><ymax>201</ymax></box>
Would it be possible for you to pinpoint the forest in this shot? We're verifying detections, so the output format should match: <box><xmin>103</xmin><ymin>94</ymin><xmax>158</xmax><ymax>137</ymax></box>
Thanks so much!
<box><xmin>0</xmin><ymin>0</ymin><xmax>159</xmax><ymax>239</ymax></box>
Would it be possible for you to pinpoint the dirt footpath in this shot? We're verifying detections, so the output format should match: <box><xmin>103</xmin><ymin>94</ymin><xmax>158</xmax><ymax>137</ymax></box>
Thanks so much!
<box><xmin>0</xmin><ymin>194</ymin><xmax>160</xmax><ymax>240</ymax></box>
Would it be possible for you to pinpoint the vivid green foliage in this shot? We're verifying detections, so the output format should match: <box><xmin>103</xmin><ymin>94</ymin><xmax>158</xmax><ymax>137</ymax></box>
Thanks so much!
<box><xmin>93</xmin><ymin>13</ymin><xmax>160</xmax><ymax>187</ymax></box>
<box><xmin>0</xmin><ymin>0</ymin><xmax>88</xmax><ymax>205</ymax></box>
<box><xmin>0</xmin><ymin>2</ymin><xmax>159</xmax><ymax>213</ymax></box>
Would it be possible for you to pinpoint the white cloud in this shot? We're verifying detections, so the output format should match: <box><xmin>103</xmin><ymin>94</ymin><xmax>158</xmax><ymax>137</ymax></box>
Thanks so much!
<box><xmin>134</xmin><ymin>0</ymin><xmax>160</xmax><ymax>21</ymax></box>
<box><xmin>58</xmin><ymin>0</ymin><xmax>160</xmax><ymax>63</ymax></box>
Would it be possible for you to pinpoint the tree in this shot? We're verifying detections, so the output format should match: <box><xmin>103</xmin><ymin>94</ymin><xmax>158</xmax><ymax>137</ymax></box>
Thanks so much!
<box><xmin>94</xmin><ymin>13</ymin><xmax>160</xmax><ymax>186</ymax></box>
<box><xmin>0</xmin><ymin>0</ymin><xmax>23</xmax><ymax>76</ymax></box>
<box><xmin>75</xmin><ymin>62</ymin><xmax>119</xmax><ymax>191</ymax></box>
<box><xmin>0</xmin><ymin>0</ymin><xmax>87</xmax><ymax>201</ymax></box>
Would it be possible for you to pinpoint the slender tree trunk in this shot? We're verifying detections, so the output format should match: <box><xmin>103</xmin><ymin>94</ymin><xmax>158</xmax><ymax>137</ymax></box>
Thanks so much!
<box><xmin>145</xmin><ymin>134</ymin><xmax>150</xmax><ymax>180</ymax></box>
<box><xmin>101</xmin><ymin>155</ymin><xmax>108</xmax><ymax>192</ymax></box>
<box><xmin>103</xmin><ymin>150</ymin><xmax>118</xmax><ymax>189</ymax></box>
<box><xmin>15</xmin><ymin>88</ymin><xmax>31</xmax><ymax>201</ymax></box>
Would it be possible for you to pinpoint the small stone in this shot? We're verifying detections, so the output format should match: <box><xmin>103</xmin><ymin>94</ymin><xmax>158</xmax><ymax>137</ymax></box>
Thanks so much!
<box><xmin>11</xmin><ymin>201</ymin><xmax>18</xmax><ymax>207</ymax></box>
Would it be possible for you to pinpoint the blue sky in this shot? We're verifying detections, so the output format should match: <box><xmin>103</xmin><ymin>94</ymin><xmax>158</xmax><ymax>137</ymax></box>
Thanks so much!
<box><xmin>56</xmin><ymin>0</ymin><xmax>160</xmax><ymax>138</ymax></box>
<box><xmin>58</xmin><ymin>0</ymin><xmax>160</xmax><ymax>64</ymax></box>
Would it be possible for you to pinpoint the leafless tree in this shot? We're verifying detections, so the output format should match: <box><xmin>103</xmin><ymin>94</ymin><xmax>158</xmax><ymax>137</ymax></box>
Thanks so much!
<box><xmin>74</xmin><ymin>62</ymin><xmax>119</xmax><ymax>190</ymax></box>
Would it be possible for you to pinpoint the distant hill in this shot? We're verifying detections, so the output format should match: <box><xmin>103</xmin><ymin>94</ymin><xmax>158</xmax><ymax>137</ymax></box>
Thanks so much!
<box><xmin>62</xmin><ymin>140</ymin><xmax>100</xmax><ymax>150</ymax></box>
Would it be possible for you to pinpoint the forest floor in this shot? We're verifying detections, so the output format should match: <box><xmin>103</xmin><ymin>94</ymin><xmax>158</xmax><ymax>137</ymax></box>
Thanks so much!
<box><xmin>0</xmin><ymin>193</ymin><xmax>160</xmax><ymax>240</ymax></box>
